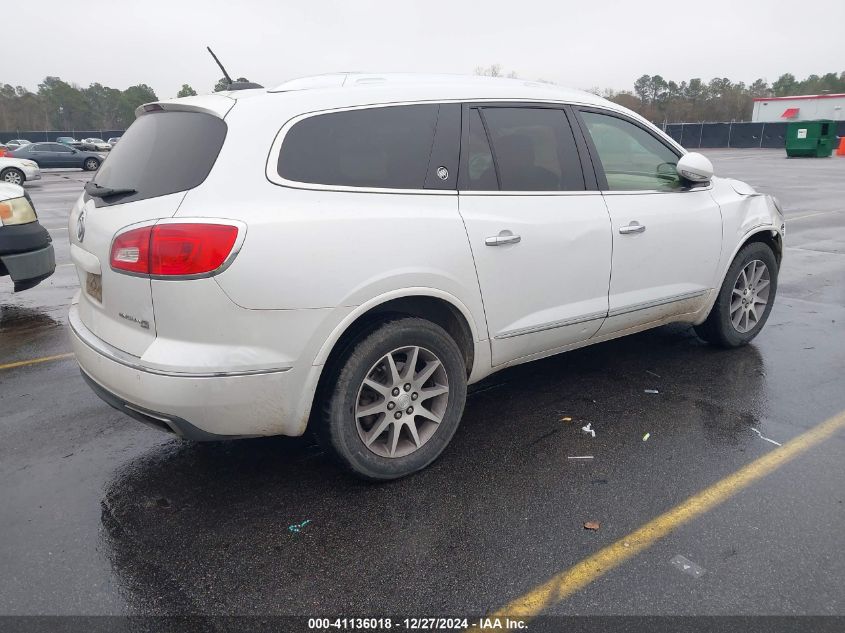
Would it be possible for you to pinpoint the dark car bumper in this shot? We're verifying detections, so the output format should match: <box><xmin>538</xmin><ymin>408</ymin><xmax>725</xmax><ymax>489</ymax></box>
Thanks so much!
<box><xmin>0</xmin><ymin>222</ymin><xmax>56</xmax><ymax>291</ymax></box>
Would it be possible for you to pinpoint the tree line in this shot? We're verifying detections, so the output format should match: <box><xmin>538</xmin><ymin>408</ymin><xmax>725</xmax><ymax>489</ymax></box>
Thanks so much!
<box><xmin>478</xmin><ymin>66</ymin><xmax>845</xmax><ymax>124</ymax></box>
<box><xmin>0</xmin><ymin>77</ymin><xmax>159</xmax><ymax>132</ymax></box>
<box><xmin>3</xmin><ymin>70</ymin><xmax>844</xmax><ymax>132</ymax></box>
<box><xmin>0</xmin><ymin>77</ymin><xmax>234</xmax><ymax>132</ymax></box>
<box><xmin>604</xmin><ymin>71</ymin><xmax>845</xmax><ymax>123</ymax></box>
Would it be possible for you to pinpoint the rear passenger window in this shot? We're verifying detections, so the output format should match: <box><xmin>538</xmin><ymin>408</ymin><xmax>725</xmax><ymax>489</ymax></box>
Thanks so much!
<box><xmin>278</xmin><ymin>105</ymin><xmax>439</xmax><ymax>189</ymax></box>
<box><xmin>480</xmin><ymin>107</ymin><xmax>584</xmax><ymax>191</ymax></box>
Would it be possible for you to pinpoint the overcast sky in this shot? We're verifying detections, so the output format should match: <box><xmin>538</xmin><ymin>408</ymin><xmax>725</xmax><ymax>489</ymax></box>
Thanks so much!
<box><xmin>10</xmin><ymin>0</ymin><xmax>845</xmax><ymax>98</ymax></box>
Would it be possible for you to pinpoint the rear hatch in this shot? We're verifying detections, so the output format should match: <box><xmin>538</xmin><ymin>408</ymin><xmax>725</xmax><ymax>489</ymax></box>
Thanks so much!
<box><xmin>70</xmin><ymin>104</ymin><xmax>229</xmax><ymax>356</ymax></box>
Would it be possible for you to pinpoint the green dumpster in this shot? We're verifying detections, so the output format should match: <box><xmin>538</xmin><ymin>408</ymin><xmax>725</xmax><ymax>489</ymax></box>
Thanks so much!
<box><xmin>786</xmin><ymin>120</ymin><xmax>836</xmax><ymax>157</ymax></box>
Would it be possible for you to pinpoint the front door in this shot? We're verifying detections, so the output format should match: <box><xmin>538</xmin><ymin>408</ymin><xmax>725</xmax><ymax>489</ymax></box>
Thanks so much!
<box><xmin>576</xmin><ymin>109</ymin><xmax>723</xmax><ymax>334</ymax></box>
<box><xmin>458</xmin><ymin>105</ymin><xmax>613</xmax><ymax>366</ymax></box>
<box><xmin>49</xmin><ymin>143</ymin><xmax>76</xmax><ymax>167</ymax></box>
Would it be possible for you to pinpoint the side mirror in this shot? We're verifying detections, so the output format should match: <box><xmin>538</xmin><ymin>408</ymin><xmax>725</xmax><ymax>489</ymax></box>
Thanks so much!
<box><xmin>676</xmin><ymin>152</ymin><xmax>714</xmax><ymax>183</ymax></box>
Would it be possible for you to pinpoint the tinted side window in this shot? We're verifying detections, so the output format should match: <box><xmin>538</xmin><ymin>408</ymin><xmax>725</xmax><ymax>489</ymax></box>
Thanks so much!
<box><xmin>482</xmin><ymin>107</ymin><xmax>584</xmax><ymax>191</ymax></box>
<box><xmin>52</xmin><ymin>144</ymin><xmax>72</xmax><ymax>153</ymax></box>
<box><xmin>466</xmin><ymin>108</ymin><xmax>498</xmax><ymax>190</ymax></box>
<box><xmin>580</xmin><ymin>111</ymin><xmax>681</xmax><ymax>191</ymax></box>
<box><xmin>278</xmin><ymin>104</ymin><xmax>439</xmax><ymax>189</ymax></box>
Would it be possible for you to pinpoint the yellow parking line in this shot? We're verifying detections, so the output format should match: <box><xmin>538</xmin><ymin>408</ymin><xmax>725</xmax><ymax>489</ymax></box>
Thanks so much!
<box><xmin>489</xmin><ymin>410</ymin><xmax>845</xmax><ymax>621</ymax></box>
<box><xmin>0</xmin><ymin>352</ymin><xmax>75</xmax><ymax>371</ymax></box>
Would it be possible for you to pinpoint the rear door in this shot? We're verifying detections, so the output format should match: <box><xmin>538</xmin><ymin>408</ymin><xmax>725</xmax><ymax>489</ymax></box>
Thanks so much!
<box><xmin>47</xmin><ymin>143</ymin><xmax>75</xmax><ymax>167</ymax></box>
<box><xmin>31</xmin><ymin>144</ymin><xmax>59</xmax><ymax>167</ymax></box>
<box><xmin>574</xmin><ymin>108</ymin><xmax>722</xmax><ymax>334</ymax></box>
<box><xmin>458</xmin><ymin>104</ymin><xmax>612</xmax><ymax>366</ymax></box>
<box><xmin>69</xmin><ymin>108</ymin><xmax>228</xmax><ymax>356</ymax></box>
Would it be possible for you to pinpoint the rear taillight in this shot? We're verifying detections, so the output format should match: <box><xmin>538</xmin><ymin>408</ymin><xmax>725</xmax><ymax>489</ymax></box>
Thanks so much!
<box><xmin>110</xmin><ymin>223</ymin><xmax>239</xmax><ymax>277</ymax></box>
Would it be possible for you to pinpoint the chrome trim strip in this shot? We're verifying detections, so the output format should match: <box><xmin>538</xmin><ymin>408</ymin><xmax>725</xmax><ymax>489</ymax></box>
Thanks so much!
<box><xmin>459</xmin><ymin>190</ymin><xmax>604</xmax><ymax>197</ymax></box>
<box><xmin>495</xmin><ymin>311</ymin><xmax>607</xmax><ymax>340</ymax></box>
<box><xmin>607</xmin><ymin>290</ymin><xmax>708</xmax><ymax>318</ymax></box>
<box><xmin>123</xmin><ymin>404</ymin><xmax>172</xmax><ymax>423</ymax></box>
<box><xmin>69</xmin><ymin>314</ymin><xmax>292</xmax><ymax>378</ymax></box>
<box><xmin>265</xmin><ymin>97</ymin><xmax>619</xmax><ymax>196</ymax></box>
<box><xmin>600</xmin><ymin>184</ymin><xmax>713</xmax><ymax>195</ymax></box>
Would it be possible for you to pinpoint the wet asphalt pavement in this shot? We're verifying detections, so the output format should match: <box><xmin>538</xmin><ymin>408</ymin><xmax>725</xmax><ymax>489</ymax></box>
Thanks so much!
<box><xmin>1</xmin><ymin>151</ymin><xmax>844</xmax><ymax>620</ymax></box>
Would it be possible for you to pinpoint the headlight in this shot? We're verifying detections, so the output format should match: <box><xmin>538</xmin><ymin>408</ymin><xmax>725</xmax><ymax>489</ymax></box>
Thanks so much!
<box><xmin>771</xmin><ymin>196</ymin><xmax>784</xmax><ymax>216</ymax></box>
<box><xmin>0</xmin><ymin>196</ymin><xmax>37</xmax><ymax>226</ymax></box>
<box><xmin>22</xmin><ymin>160</ymin><xmax>38</xmax><ymax>168</ymax></box>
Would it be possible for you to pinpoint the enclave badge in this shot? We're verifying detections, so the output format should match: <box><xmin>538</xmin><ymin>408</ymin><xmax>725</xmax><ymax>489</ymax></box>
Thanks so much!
<box><xmin>119</xmin><ymin>312</ymin><xmax>150</xmax><ymax>330</ymax></box>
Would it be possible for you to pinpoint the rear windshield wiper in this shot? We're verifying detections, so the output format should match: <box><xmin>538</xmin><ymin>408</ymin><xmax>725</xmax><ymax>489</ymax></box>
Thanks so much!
<box><xmin>84</xmin><ymin>181</ymin><xmax>137</xmax><ymax>198</ymax></box>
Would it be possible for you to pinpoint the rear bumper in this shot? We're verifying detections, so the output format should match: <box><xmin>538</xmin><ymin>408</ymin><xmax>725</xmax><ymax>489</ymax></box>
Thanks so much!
<box><xmin>0</xmin><ymin>243</ymin><xmax>55</xmax><ymax>291</ymax></box>
<box><xmin>69</xmin><ymin>302</ymin><xmax>309</xmax><ymax>439</ymax></box>
<box><xmin>79</xmin><ymin>369</ymin><xmax>232</xmax><ymax>440</ymax></box>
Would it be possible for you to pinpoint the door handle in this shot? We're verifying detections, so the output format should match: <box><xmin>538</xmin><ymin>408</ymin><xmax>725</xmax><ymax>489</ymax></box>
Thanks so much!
<box><xmin>619</xmin><ymin>221</ymin><xmax>646</xmax><ymax>235</ymax></box>
<box><xmin>485</xmin><ymin>231</ymin><xmax>521</xmax><ymax>246</ymax></box>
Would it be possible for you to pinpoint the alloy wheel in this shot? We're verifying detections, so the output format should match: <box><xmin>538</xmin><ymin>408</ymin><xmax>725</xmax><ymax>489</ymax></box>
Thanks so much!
<box><xmin>730</xmin><ymin>259</ymin><xmax>771</xmax><ymax>333</ymax></box>
<box><xmin>355</xmin><ymin>345</ymin><xmax>449</xmax><ymax>458</ymax></box>
<box><xmin>3</xmin><ymin>170</ymin><xmax>22</xmax><ymax>185</ymax></box>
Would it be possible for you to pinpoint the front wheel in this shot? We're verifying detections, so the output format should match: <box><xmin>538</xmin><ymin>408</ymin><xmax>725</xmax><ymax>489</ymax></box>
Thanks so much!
<box><xmin>319</xmin><ymin>317</ymin><xmax>467</xmax><ymax>480</ymax></box>
<box><xmin>695</xmin><ymin>241</ymin><xmax>778</xmax><ymax>348</ymax></box>
<box><xmin>83</xmin><ymin>158</ymin><xmax>100</xmax><ymax>171</ymax></box>
<box><xmin>1</xmin><ymin>167</ymin><xmax>25</xmax><ymax>185</ymax></box>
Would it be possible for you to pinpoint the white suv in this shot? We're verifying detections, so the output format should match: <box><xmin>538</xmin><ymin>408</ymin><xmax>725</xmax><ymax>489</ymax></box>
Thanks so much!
<box><xmin>68</xmin><ymin>73</ymin><xmax>784</xmax><ymax>479</ymax></box>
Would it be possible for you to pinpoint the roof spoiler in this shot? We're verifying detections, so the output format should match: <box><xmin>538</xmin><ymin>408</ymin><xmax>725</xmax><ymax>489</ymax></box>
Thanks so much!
<box><xmin>134</xmin><ymin>95</ymin><xmax>237</xmax><ymax>120</ymax></box>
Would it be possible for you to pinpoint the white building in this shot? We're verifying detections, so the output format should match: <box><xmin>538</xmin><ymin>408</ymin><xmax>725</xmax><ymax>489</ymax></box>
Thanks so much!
<box><xmin>752</xmin><ymin>94</ymin><xmax>845</xmax><ymax>123</ymax></box>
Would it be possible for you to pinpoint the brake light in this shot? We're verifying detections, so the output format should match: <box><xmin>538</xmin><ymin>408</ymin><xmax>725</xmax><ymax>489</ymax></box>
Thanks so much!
<box><xmin>150</xmin><ymin>224</ymin><xmax>238</xmax><ymax>275</ymax></box>
<box><xmin>110</xmin><ymin>223</ymin><xmax>239</xmax><ymax>277</ymax></box>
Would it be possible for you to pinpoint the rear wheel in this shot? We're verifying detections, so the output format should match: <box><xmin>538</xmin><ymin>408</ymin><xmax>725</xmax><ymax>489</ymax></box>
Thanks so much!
<box><xmin>83</xmin><ymin>158</ymin><xmax>100</xmax><ymax>171</ymax></box>
<box><xmin>695</xmin><ymin>241</ymin><xmax>778</xmax><ymax>348</ymax></box>
<box><xmin>319</xmin><ymin>317</ymin><xmax>467</xmax><ymax>480</ymax></box>
<box><xmin>1</xmin><ymin>168</ymin><xmax>24</xmax><ymax>185</ymax></box>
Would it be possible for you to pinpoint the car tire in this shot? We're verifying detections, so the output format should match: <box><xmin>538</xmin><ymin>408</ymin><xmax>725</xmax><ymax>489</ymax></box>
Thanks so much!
<box><xmin>319</xmin><ymin>317</ymin><xmax>467</xmax><ymax>481</ymax></box>
<box><xmin>83</xmin><ymin>158</ymin><xmax>100</xmax><ymax>171</ymax></box>
<box><xmin>1</xmin><ymin>167</ymin><xmax>25</xmax><ymax>185</ymax></box>
<box><xmin>695</xmin><ymin>241</ymin><xmax>778</xmax><ymax>348</ymax></box>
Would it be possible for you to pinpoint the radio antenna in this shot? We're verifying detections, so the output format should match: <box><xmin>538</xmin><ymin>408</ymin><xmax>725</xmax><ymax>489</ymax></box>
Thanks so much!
<box><xmin>207</xmin><ymin>46</ymin><xmax>233</xmax><ymax>86</ymax></box>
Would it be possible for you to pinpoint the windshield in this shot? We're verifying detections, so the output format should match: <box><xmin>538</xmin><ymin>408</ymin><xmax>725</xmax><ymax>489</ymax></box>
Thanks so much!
<box><xmin>91</xmin><ymin>110</ymin><xmax>227</xmax><ymax>206</ymax></box>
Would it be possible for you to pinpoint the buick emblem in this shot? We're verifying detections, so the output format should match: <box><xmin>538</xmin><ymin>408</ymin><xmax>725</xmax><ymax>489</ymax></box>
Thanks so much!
<box><xmin>436</xmin><ymin>166</ymin><xmax>449</xmax><ymax>181</ymax></box>
<box><xmin>76</xmin><ymin>211</ymin><xmax>86</xmax><ymax>242</ymax></box>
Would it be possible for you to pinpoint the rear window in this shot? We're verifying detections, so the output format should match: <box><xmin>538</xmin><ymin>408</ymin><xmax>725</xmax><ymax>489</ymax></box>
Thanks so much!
<box><xmin>277</xmin><ymin>104</ymin><xmax>439</xmax><ymax>189</ymax></box>
<box><xmin>91</xmin><ymin>111</ymin><xmax>226</xmax><ymax>205</ymax></box>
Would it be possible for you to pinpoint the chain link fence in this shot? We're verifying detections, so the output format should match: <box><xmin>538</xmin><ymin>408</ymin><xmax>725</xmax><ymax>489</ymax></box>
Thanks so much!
<box><xmin>663</xmin><ymin>120</ymin><xmax>845</xmax><ymax>148</ymax></box>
